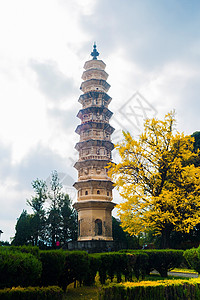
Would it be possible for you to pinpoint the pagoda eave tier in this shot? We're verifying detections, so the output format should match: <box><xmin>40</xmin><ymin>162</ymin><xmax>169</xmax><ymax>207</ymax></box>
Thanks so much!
<box><xmin>75</xmin><ymin>139</ymin><xmax>114</xmax><ymax>151</ymax></box>
<box><xmin>77</xmin><ymin>106</ymin><xmax>113</xmax><ymax>119</ymax></box>
<box><xmin>80</xmin><ymin>79</ymin><xmax>110</xmax><ymax>93</ymax></box>
<box><xmin>74</xmin><ymin>159</ymin><xmax>111</xmax><ymax>170</ymax></box>
<box><xmin>78</xmin><ymin>91</ymin><xmax>112</xmax><ymax>105</ymax></box>
<box><xmin>73</xmin><ymin>180</ymin><xmax>114</xmax><ymax>190</ymax></box>
<box><xmin>82</xmin><ymin>68</ymin><xmax>108</xmax><ymax>81</ymax></box>
<box><xmin>84</xmin><ymin>60</ymin><xmax>106</xmax><ymax>70</ymax></box>
<box><xmin>73</xmin><ymin>200</ymin><xmax>116</xmax><ymax>211</ymax></box>
<box><xmin>75</xmin><ymin>122</ymin><xmax>115</xmax><ymax>135</ymax></box>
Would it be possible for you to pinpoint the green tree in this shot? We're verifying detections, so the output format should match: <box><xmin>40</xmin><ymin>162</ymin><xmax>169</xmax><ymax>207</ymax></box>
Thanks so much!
<box><xmin>12</xmin><ymin>210</ymin><xmax>32</xmax><ymax>245</ymax></box>
<box><xmin>13</xmin><ymin>171</ymin><xmax>77</xmax><ymax>248</ymax></box>
<box><xmin>112</xmin><ymin>217</ymin><xmax>140</xmax><ymax>249</ymax></box>
<box><xmin>27</xmin><ymin>179</ymin><xmax>47</xmax><ymax>245</ymax></box>
<box><xmin>46</xmin><ymin>170</ymin><xmax>78</xmax><ymax>248</ymax></box>
<box><xmin>108</xmin><ymin>111</ymin><xmax>200</xmax><ymax>248</ymax></box>
<box><xmin>192</xmin><ymin>131</ymin><xmax>200</xmax><ymax>152</ymax></box>
<box><xmin>59</xmin><ymin>194</ymin><xmax>78</xmax><ymax>243</ymax></box>
<box><xmin>47</xmin><ymin>170</ymin><xmax>63</xmax><ymax>248</ymax></box>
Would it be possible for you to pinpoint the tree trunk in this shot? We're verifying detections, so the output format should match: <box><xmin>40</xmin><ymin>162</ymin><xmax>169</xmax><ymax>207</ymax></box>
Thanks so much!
<box><xmin>161</xmin><ymin>227</ymin><xmax>172</xmax><ymax>249</ymax></box>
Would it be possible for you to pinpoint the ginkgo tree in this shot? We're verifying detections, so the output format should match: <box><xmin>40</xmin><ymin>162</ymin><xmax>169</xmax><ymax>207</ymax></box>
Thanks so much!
<box><xmin>108</xmin><ymin>111</ymin><xmax>200</xmax><ymax>248</ymax></box>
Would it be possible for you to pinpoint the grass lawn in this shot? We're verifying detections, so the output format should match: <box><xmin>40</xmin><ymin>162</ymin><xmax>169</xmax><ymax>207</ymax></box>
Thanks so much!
<box><xmin>65</xmin><ymin>285</ymin><xmax>98</xmax><ymax>300</ymax></box>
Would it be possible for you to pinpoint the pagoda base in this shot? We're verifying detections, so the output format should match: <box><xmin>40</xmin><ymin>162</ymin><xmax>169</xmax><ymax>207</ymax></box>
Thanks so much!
<box><xmin>67</xmin><ymin>240</ymin><xmax>115</xmax><ymax>253</ymax></box>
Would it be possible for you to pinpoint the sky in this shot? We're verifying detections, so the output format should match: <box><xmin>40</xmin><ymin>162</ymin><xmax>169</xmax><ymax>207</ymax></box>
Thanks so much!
<box><xmin>1</xmin><ymin>0</ymin><xmax>200</xmax><ymax>242</ymax></box>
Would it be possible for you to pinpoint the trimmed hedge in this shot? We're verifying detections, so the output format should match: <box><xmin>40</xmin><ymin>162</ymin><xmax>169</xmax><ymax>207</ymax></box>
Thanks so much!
<box><xmin>0</xmin><ymin>250</ymin><xmax>42</xmax><ymax>288</ymax></box>
<box><xmin>65</xmin><ymin>250</ymin><xmax>90</xmax><ymax>287</ymax></box>
<box><xmin>144</xmin><ymin>249</ymin><xmax>184</xmax><ymax>277</ymax></box>
<box><xmin>40</xmin><ymin>250</ymin><xmax>66</xmax><ymax>288</ymax></box>
<box><xmin>0</xmin><ymin>286</ymin><xmax>63</xmax><ymax>300</ymax></box>
<box><xmin>84</xmin><ymin>254</ymin><xmax>100</xmax><ymax>286</ymax></box>
<box><xmin>184</xmin><ymin>246</ymin><xmax>200</xmax><ymax>273</ymax></box>
<box><xmin>87</xmin><ymin>250</ymin><xmax>183</xmax><ymax>284</ymax></box>
<box><xmin>0</xmin><ymin>245</ymin><xmax>40</xmax><ymax>258</ymax></box>
<box><xmin>0</xmin><ymin>246</ymin><xmax>185</xmax><ymax>291</ymax></box>
<box><xmin>119</xmin><ymin>249</ymin><xmax>184</xmax><ymax>277</ymax></box>
<box><xmin>92</xmin><ymin>252</ymin><xmax>138</xmax><ymax>284</ymax></box>
<box><xmin>40</xmin><ymin>250</ymin><xmax>90</xmax><ymax>290</ymax></box>
<box><xmin>99</xmin><ymin>279</ymin><xmax>200</xmax><ymax>300</ymax></box>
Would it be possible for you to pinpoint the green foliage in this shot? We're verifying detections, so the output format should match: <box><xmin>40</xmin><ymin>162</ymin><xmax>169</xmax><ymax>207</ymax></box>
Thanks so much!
<box><xmin>12</xmin><ymin>210</ymin><xmax>32</xmax><ymax>245</ymax></box>
<box><xmin>0</xmin><ymin>249</ymin><xmax>42</xmax><ymax>288</ymax></box>
<box><xmin>40</xmin><ymin>250</ymin><xmax>66</xmax><ymax>288</ymax></box>
<box><xmin>112</xmin><ymin>217</ymin><xmax>127</xmax><ymax>244</ymax></box>
<box><xmin>83</xmin><ymin>254</ymin><xmax>101</xmax><ymax>286</ymax></box>
<box><xmin>112</xmin><ymin>217</ymin><xmax>140</xmax><ymax>249</ymax></box>
<box><xmin>99</xmin><ymin>279</ymin><xmax>200</xmax><ymax>300</ymax></box>
<box><xmin>95</xmin><ymin>252</ymin><xmax>138</xmax><ymax>284</ymax></box>
<box><xmin>0</xmin><ymin>245</ymin><xmax>40</xmax><ymax>258</ymax></box>
<box><xmin>184</xmin><ymin>246</ymin><xmax>200</xmax><ymax>273</ymax></box>
<box><xmin>65</xmin><ymin>251</ymin><xmax>89</xmax><ymax>287</ymax></box>
<box><xmin>133</xmin><ymin>251</ymin><xmax>149</xmax><ymax>279</ymax></box>
<box><xmin>12</xmin><ymin>171</ymin><xmax>77</xmax><ymax>248</ymax></box>
<box><xmin>0</xmin><ymin>286</ymin><xmax>63</xmax><ymax>300</ymax></box>
<box><xmin>40</xmin><ymin>250</ymin><xmax>89</xmax><ymax>290</ymax></box>
<box><xmin>119</xmin><ymin>249</ymin><xmax>183</xmax><ymax>278</ymax></box>
<box><xmin>144</xmin><ymin>249</ymin><xmax>184</xmax><ymax>277</ymax></box>
<box><xmin>192</xmin><ymin>131</ymin><xmax>200</xmax><ymax>153</ymax></box>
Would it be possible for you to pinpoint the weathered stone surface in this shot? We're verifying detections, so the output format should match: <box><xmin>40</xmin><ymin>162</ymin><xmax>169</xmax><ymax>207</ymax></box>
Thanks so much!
<box><xmin>73</xmin><ymin>45</ymin><xmax>115</xmax><ymax>243</ymax></box>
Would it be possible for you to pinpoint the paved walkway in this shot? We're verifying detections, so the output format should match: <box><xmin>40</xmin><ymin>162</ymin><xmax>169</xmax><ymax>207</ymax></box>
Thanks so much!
<box><xmin>168</xmin><ymin>271</ymin><xmax>199</xmax><ymax>278</ymax></box>
<box><xmin>152</xmin><ymin>270</ymin><xmax>199</xmax><ymax>278</ymax></box>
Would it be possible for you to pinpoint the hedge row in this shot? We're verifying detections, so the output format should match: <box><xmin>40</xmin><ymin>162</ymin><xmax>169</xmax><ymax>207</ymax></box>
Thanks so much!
<box><xmin>90</xmin><ymin>252</ymin><xmax>148</xmax><ymax>284</ymax></box>
<box><xmin>99</xmin><ymin>279</ymin><xmax>200</xmax><ymax>300</ymax></box>
<box><xmin>184</xmin><ymin>246</ymin><xmax>200</xmax><ymax>274</ymax></box>
<box><xmin>1</xmin><ymin>245</ymin><xmax>40</xmax><ymax>257</ymax></box>
<box><xmin>0</xmin><ymin>286</ymin><xmax>63</xmax><ymax>300</ymax></box>
<box><xmin>0</xmin><ymin>250</ymin><xmax>42</xmax><ymax>288</ymax></box>
<box><xmin>40</xmin><ymin>250</ymin><xmax>89</xmax><ymax>290</ymax></box>
<box><xmin>94</xmin><ymin>250</ymin><xmax>184</xmax><ymax>284</ymax></box>
<box><xmin>0</xmin><ymin>247</ymin><xmax>184</xmax><ymax>290</ymax></box>
<box><xmin>0</xmin><ymin>248</ymin><xmax>89</xmax><ymax>290</ymax></box>
<box><xmin>119</xmin><ymin>249</ymin><xmax>184</xmax><ymax>277</ymax></box>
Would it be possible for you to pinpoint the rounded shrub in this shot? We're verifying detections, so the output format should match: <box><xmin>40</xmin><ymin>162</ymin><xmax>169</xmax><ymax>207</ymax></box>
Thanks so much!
<box><xmin>65</xmin><ymin>251</ymin><xmax>90</xmax><ymax>287</ymax></box>
<box><xmin>40</xmin><ymin>250</ymin><xmax>66</xmax><ymax>287</ymax></box>
<box><xmin>144</xmin><ymin>250</ymin><xmax>184</xmax><ymax>277</ymax></box>
<box><xmin>40</xmin><ymin>250</ymin><xmax>90</xmax><ymax>290</ymax></box>
<box><xmin>184</xmin><ymin>247</ymin><xmax>200</xmax><ymax>273</ymax></box>
<box><xmin>0</xmin><ymin>250</ymin><xmax>42</xmax><ymax>288</ymax></box>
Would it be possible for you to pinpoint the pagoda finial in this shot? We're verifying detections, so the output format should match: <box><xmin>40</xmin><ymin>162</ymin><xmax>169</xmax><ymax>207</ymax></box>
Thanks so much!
<box><xmin>91</xmin><ymin>42</ymin><xmax>99</xmax><ymax>60</ymax></box>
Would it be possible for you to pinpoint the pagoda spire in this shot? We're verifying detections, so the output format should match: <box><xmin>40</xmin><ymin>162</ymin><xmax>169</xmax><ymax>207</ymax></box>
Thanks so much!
<box><xmin>90</xmin><ymin>42</ymin><xmax>99</xmax><ymax>60</ymax></box>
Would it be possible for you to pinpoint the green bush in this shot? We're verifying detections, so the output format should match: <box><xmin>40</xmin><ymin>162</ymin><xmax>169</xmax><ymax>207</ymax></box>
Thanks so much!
<box><xmin>95</xmin><ymin>252</ymin><xmax>137</xmax><ymax>284</ymax></box>
<box><xmin>133</xmin><ymin>251</ymin><xmax>149</xmax><ymax>279</ymax></box>
<box><xmin>184</xmin><ymin>247</ymin><xmax>200</xmax><ymax>273</ymax></box>
<box><xmin>40</xmin><ymin>250</ymin><xmax>90</xmax><ymax>290</ymax></box>
<box><xmin>65</xmin><ymin>251</ymin><xmax>90</xmax><ymax>287</ymax></box>
<box><xmin>40</xmin><ymin>250</ymin><xmax>66</xmax><ymax>288</ymax></box>
<box><xmin>0</xmin><ymin>245</ymin><xmax>40</xmax><ymax>258</ymax></box>
<box><xmin>0</xmin><ymin>286</ymin><xmax>63</xmax><ymax>300</ymax></box>
<box><xmin>144</xmin><ymin>250</ymin><xmax>184</xmax><ymax>277</ymax></box>
<box><xmin>0</xmin><ymin>250</ymin><xmax>42</xmax><ymax>288</ymax></box>
<box><xmin>99</xmin><ymin>279</ymin><xmax>200</xmax><ymax>300</ymax></box>
<box><xmin>119</xmin><ymin>249</ymin><xmax>184</xmax><ymax>277</ymax></box>
<box><xmin>99</xmin><ymin>253</ymin><xmax>115</xmax><ymax>284</ymax></box>
<box><xmin>83</xmin><ymin>254</ymin><xmax>100</xmax><ymax>286</ymax></box>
